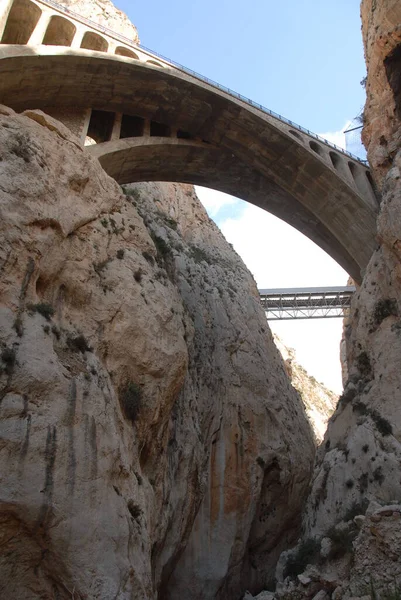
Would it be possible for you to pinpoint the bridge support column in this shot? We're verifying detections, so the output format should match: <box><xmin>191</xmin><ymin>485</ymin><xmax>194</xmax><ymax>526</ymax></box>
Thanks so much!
<box><xmin>28</xmin><ymin>10</ymin><xmax>52</xmax><ymax>45</ymax></box>
<box><xmin>0</xmin><ymin>0</ymin><xmax>14</xmax><ymax>41</ymax></box>
<box><xmin>70</xmin><ymin>25</ymin><xmax>85</xmax><ymax>49</ymax></box>
<box><xmin>111</xmin><ymin>112</ymin><xmax>122</xmax><ymax>140</ymax></box>
<box><xmin>80</xmin><ymin>108</ymin><xmax>92</xmax><ymax>145</ymax></box>
<box><xmin>143</xmin><ymin>119</ymin><xmax>151</xmax><ymax>137</ymax></box>
<box><xmin>107</xmin><ymin>40</ymin><xmax>117</xmax><ymax>55</ymax></box>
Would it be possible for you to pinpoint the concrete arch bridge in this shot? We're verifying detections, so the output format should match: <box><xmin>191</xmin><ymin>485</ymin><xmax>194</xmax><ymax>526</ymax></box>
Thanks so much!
<box><xmin>0</xmin><ymin>0</ymin><xmax>379</xmax><ymax>282</ymax></box>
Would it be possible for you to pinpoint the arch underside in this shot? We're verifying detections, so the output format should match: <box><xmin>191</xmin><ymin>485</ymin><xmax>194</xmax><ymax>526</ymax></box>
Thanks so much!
<box><xmin>90</xmin><ymin>138</ymin><xmax>362</xmax><ymax>281</ymax></box>
<box><xmin>0</xmin><ymin>47</ymin><xmax>378</xmax><ymax>282</ymax></box>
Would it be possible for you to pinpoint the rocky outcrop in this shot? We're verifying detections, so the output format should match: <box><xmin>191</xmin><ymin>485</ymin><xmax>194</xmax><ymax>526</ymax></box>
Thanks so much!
<box><xmin>58</xmin><ymin>0</ymin><xmax>139</xmax><ymax>42</ymax></box>
<box><xmin>361</xmin><ymin>0</ymin><xmax>401</xmax><ymax>184</ymax></box>
<box><xmin>273</xmin><ymin>335</ymin><xmax>337</xmax><ymax>443</ymax></box>
<box><xmin>0</xmin><ymin>106</ymin><xmax>315</xmax><ymax>599</ymax></box>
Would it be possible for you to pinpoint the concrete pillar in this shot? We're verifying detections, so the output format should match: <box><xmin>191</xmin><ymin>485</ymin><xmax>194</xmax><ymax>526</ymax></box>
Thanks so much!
<box><xmin>107</xmin><ymin>39</ymin><xmax>117</xmax><ymax>55</ymax></box>
<box><xmin>0</xmin><ymin>0</ymin><xmax>14</xmax><ymax>41</ymax></box>
<box><xmin>28</xmin><ymin>10</ymin><xmax>52</xmax><ymax>45</ymax></box>
<box><xmin>70</xmin><ymin>25</ymin><xmax>85</xmax><ymax>49</ymax></box>
<box><xmin>80</xmin><ymin>108</ymin><xmax>92</xmax><ymax>145</ymax></box>
<box><xmin>111</xmin><ymin>113</ymin><xmax>123</xmax><ymax>140</ymax></box>
<box><xmin>143</xmin><ymin>119</ymin><xmax>150</xmax><ymax>137</ymax></box>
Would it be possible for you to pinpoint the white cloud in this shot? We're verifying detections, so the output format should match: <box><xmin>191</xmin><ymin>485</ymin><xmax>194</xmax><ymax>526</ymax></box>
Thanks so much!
<box><xmin>318</xmin><ymin>120</ymin><xmax>352</xmax><ymax>151</ymax></box>
<box><xmin>194</xmin><ymin>186</ymin><xmax>239</xmax><ymax>218</ymax></box>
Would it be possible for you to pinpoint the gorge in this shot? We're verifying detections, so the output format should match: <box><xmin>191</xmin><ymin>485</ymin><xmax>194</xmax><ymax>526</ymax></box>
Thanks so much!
<box><xmin>0</xmin><ymin>1</ymin><xmax>401</xmax><ymax>599</ymax></box>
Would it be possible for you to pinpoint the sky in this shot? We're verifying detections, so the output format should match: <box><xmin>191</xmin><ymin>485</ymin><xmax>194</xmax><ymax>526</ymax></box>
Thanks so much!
<box><xmin>113</xmin><ymin>0</ymin><xmax>367</xmax><ymax>393</ymax></box>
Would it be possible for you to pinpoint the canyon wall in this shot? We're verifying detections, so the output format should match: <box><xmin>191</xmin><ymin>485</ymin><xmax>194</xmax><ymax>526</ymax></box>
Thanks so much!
<box><xmin>273</xmin><ymin>335</ymin><xmax>337</xmax><ymax>444</ymax></box>
<box><xmin>303</xmin><ymin>0</ymin><xmax>401</xmax><ymax>541</ymax></box>
<box><xmin>261</xmin><ymin>2</ymin><xmax>401</xmax><ymax>598</ymax></box>
<box><xmin>0</xmin><ymin>106</ymin><xmax>315</xmax><ymax>599</ymax></box>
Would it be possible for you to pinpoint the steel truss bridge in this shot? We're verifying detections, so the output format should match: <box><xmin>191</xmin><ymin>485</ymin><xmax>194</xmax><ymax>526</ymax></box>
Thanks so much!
<box><xmin>259</xmin><ymin>286</ymin><xmax>356</xmax><ymax>320</ymax></box>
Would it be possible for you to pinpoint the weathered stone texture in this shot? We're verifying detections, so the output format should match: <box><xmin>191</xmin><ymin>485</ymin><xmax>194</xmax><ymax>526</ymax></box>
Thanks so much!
<box><xmin>58</xmin><ymin>0</ymin><xmax>139</xmax><ymax>43</ymax></box>
<box><xmin>273</xmin><ymin>335</ymin><xmax>337</xmax><ymax>444</ymax></box>
<box><xmin>361</xmin><ymin>0</ymin><xmax>401</xmax><ymax>183</ymax></box>
<box><xmin>0</xmin><ymin>107</ymin><xmax>315</xmax><ymax>599</ymax></box>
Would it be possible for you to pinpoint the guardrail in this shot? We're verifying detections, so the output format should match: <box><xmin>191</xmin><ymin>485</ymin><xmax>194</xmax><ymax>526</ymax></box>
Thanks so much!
<box><xmin>37</xmin><ymin>0</ymin><xmax>368</xmax><ymax>166</ymax></box>
<box><xmin>259</xmin><ymin>286</ymin><xmax>355</xmax><ymax>320</ymax></box>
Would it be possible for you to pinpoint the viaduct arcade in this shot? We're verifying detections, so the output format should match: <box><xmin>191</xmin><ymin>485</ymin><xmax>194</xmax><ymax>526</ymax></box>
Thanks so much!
<box><xmin>0</xmin><ymin>0</ymin><xmax>379</xmax><ymax>283</ymax></box>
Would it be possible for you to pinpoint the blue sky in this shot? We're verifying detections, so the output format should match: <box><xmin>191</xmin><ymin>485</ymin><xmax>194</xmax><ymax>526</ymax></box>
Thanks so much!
<box><xmin>115</xmin><ymin>0</ymin><xmax>366</xmax><ymax>134</ymax></box>
<box><xmin>113</xmin><ymin>0</ymin><xmax>367</xmax><ymax>393</ymax></box>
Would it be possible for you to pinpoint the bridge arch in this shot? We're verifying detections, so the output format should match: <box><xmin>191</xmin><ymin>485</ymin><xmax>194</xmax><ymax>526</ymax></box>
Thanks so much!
<box><xmin>42</xmin><ymin>15</ymin><xmax>76</xmax><ymax>46</ymax></box>
<box><xmin>1</xmin><ymin>0</ymin><xmax>41</xmax><ymax>44</ymax></box>
<box><xmin>146</xmin><ymin>59</ymin><xmax>164</xmax><ymax>68</ymax></box>
<box><xmin>115</xmin><ymin>46</ymin><xmax>139</xmax><ymax>60</ymax></box>
<box><xmin>80</xmin><ymin>31</ymin><xmax>108</xmax><ymax>52</ymax></box>
<box><xmin>0</xmin><ymin>47</ymin><xmax>379</xmax><ymax>282</ymax></box>
<box><xmin>288</xmin><ymin>129</ymin><xmax>302</xmax><ymax>140</ymax></box>
<box><xmin>309</xmin><ymin>140</ymin><xmax>325</xmax><ymax>158</ymax></box>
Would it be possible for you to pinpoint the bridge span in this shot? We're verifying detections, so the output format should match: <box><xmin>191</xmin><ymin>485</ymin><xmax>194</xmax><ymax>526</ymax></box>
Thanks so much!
<box><xmin>259</xmin><ymin>286</ymin><xmax>356</xmax><ymax>320</ymax></box>
<box><xmin>0</xmin><ymin>0</ymin><xmax>380</xmax><ymax>283</ymax></box>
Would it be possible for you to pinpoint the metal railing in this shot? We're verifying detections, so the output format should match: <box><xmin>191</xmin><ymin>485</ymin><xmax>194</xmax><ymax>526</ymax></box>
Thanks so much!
<box><xmin>259</xmin><ymin>286</ymin><xmax>355</xmax><ymax>320</ymax></box>
<box><xmin>35</xmin><ymin>0</ymin><xmax>368</xmax><ymax>165</ymax></box>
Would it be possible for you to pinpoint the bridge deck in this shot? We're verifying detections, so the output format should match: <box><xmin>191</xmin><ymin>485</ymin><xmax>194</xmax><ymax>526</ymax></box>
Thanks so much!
<box><xmin>33</xmin><ymin>0</ymin><xmax>366</xmax><ymax>165</ymax></box>
<box><xmin>259</xmin><ymin>286</ymin><xmax>356</xmax><ymax>320</ymax></box>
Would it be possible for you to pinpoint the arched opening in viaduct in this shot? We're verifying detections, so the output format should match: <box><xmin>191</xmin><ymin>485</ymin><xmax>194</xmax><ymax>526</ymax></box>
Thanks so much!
<box><xmin>147</xmin><ymin>59</ymin><xmax>163</xmax><ymax>68</ymax></box>
<box><xmin>329</xmin><ymin>150</ymin><xmax>352</xmax><ymax>182</ymax></box>
<box><xmin>309</xmin><ymin>140</ymin><xmax>325</xmax><ymax>158</ymax></box>
<box><xmin>348</xmin><ymin>161</ymin><xmax>377</xmax><ymax>206</ymax></box>
<box><xmin>121</xmin><ymin>114</ymin><xmax>145</xmax><ymax>138</ymax></box>
<box><xmin>80</xmin><ymin>31</ymin><xmax>108</xmax><ymax>52</ymax></box>
<box><xmin>42</xmin><ymin>15</ymin><xmax>76</xmax><ymax>46</ymax></box>
<box><xmin>87</xmin><ymin>109</ymin><xmax>115</xmax><ymax>143</ymax></box>
<box><xmin>115</xmin><ymin>46</ymin><xmax>139</xmax><ymax>60</ymax></box>
<box><xmin>150</xmin><ymin>121</ymin><xmax>171</xmax><ymax>137</ymax></box>
<box><xmin>1</xmin><ymin>0</ymin><xmax>41</xmax><ymax>44</ymax></box>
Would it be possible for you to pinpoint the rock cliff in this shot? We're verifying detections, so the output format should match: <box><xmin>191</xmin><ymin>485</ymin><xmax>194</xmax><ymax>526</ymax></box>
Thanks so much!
<box><xmin>250</xmin><ymin>1</ymin><xmax>401</xmax><ymax>597</ymax></box>
<box><xmin>60</xmin><ymin>0</ymin><xmax>139</xmax><ymax>42</ymax></box>
<box><xmin>302</xmin><ymin>0</ymin><xmax>401</xmax><ymax>541</ymax></box>
<box><xmin>273</xmin><ymin>336</ymin><xmax>337</xmax><ymax>444</ymax></box>
<box><xmin>0</xmin><ymin>106</ymin><xmax>315</xmax><ymax>599</ymax></box>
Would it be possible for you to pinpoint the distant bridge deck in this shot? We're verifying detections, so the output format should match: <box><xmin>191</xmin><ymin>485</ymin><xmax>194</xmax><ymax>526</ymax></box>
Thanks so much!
<box><xmin>0</xmin><ymin>0</ymin><xmax>379</xmax><ymax>283</ymax></box>
<box><xmin>259</xmin><ymin>286</ymin><xmax>356</xmax><ymax>320</ymax></box>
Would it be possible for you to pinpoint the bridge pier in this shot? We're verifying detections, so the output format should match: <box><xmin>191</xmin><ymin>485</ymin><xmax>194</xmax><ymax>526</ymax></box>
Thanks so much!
<box><xmin>27</xmin><ymin>10</ymin><xmax>51</xmax><ymax>45</ymax></box>
<box><xmin>70</xmin><ymin>26</ymin><xmax>86</xmax><ymax>49</ymax></box>
<box><xmin>111</xmin><ymin>112</ymin><xmax>123</xmax><ymax>141</ymax></box>
<box><xmin>0</xmin><ymin>0</ymin><xmax>14</xmax><ymax>41</ymax></box>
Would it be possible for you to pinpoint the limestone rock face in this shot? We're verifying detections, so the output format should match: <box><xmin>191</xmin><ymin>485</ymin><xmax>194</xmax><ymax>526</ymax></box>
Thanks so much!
<box><xmin>0</xmin><ymin>108</ymin><xmax>315</xmax><ymax>599</ymax></box>
<box><xmin>301</xmin><ymin>0</ymin><xmax>401</xmax><ymax>542</ymax></box>
<box><xmin>361</xmin><ymin>0</ymin><xmax>401</xmax><ymax>184</ymax></box>
<box><xmin>260</xmin><ymin>503</ymin><xmax>401</xmax><ymax>600</ymax></box>
<box><xmin>273</xmin><ymin>335</ymin><xmax>337</xmax><ymax>443</ymax></box>
<box><xmin>58</xmin><ymin>0</ymin><xmax>139</xmax><ymax>42</ymax></box>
